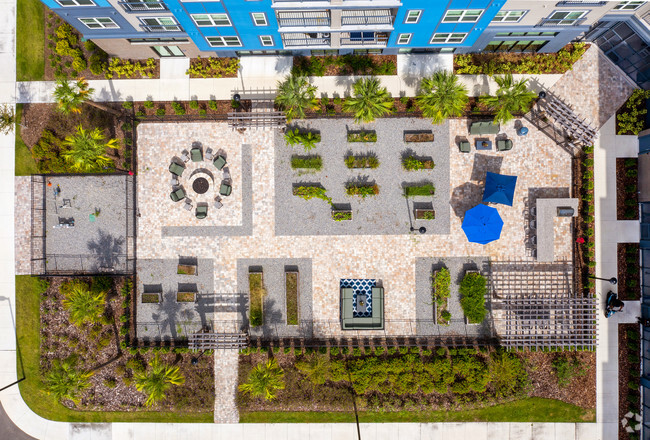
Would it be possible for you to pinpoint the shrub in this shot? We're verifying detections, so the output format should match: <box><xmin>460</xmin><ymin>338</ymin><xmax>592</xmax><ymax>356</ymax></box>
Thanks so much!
<box><xmin>291</xmin><ymin>156</ymin><xmax>322</xmax><ymax>170</ymax></box>
<box><xmin>617</xmin><ymin>89</ymin><xmax>650</xmax><ymax>135</ymax></box>
<box><xmin>626</xmin><ymin>169</ymin><xmax>638</xmax><ymax>178</ymax></box>
<box><xmin>552</xmin><ymin>356</ymin><xmax>587</xmax><ymax>387</ymax></box>
<box><xmin>156</xmin><ymin>108</ymin><xmax>165</xmax><ymax>117</ymax></box>
<box><xmin>122</xmin><ymin>101</ymin><xmax>133</xmax><ymax>110</ymax></box>
<box><xmin>144</xmin><ymin>99</ymin><xmax>154</xmax><ymax>109</ymax></box>
<box><xmin>404</xmin><ymin>184</ymin><xmax>435</xmax><ymax>197</ymax></box>
<box><xmin>459</xmin><ymin>272</ymin><xmax>487</xmax><ymax>324</ymax></box>
<box><xmin>208</xmin><ymin>100</ymin><xmax>218</xmax><ymax>111</ymax></box>
<box><xmin>171</xmin><ymin>101</ymin><xmax>185</xmax><ymax>115</ymax></box>
<box><xmin>284</xmin><ymin>129</ymin><xmax>321</xmax><ymax>151</ymax></box>
<box><xmin>332</xmin><ymin>210</ymin><xmax>352</xmax><ymax>221</ymax></box>
<box><xmin>432</xmin><ymin>267</ymin><xmax>451</xmax><ymax>306</ymax></box>
<box><xmin>346</xmin><ymin>183</ymin><xmax>379</xmax><ymax>198</ymax></box>
<box><xmin>189</xmin><ymin>100</ymin><xmax>199</xmax><ymax>110</ymax></box>
<box><xmin>293</xmin><ymin>186</ymin><xmax>332</xmax><ymax>204</ymax></box>
<box><xmin>489</xmin><ymin>352</ymin><xmax>528</xmax><ymax>397</ymax></box>
<box><xmin>186</xmin><ymin>56</ymin><xmax>240</xmax><ymax>78</ymax></box>
<box><xmin>347</xmin><ymin>131</ymin><xmax>377</xmax><ymax>142</ymax></box>
<box><xmin>403</xmin><ymin>156</ymin><xmax>434</xmax><ymax>171</ymax></box>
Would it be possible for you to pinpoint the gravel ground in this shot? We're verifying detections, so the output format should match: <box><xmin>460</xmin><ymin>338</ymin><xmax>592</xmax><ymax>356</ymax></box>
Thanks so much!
<box><xmin>275</xmin><ymin>118</ymin><xmax>450</xmax><ymax>236</ymax></box>
<box><xmin>136</xmin><ymin>258</ymin><xmax>215</xmax><ymax>341</ymax></box>
<box><xmin>44</xmin><ymin>175</ymin><xmax>130</xmax><ymax>273</ymax></box>
<box><xmin>415</xmin><ymin>257</ymin><xmax>495</xmax><ymax>338</ymax></box>
<box><xmin>236</xmin><ymin>258</ymin><xmax>313</xmax><ymax>338</ymax></box>
<box><xmin>161</xmin><ymin>144</ymin><xmax>253</xmax><ymax>237</ymax></box>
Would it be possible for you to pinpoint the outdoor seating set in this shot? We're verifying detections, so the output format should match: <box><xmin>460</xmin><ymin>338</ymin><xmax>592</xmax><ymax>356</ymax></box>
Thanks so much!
<box><xmin>458</xmin><ymin>121</ymin><xmax>512</xmax><ymax>153</ymax></box>
<box><xmin>168</xmin><ymin>146</ymin><xmax>232</xmax><ymax>219</ymax></box>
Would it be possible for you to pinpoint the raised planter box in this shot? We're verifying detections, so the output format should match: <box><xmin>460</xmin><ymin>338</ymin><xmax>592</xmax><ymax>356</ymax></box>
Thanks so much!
<box><xmin>249</xmin><ymin>270</ymin><xmax>265</xmax><ymax>327</ymax></box>
<box><xmin>177</xmin><ymin>264</ymin><xmax>197</xmax><ymax>275</ymax></box>
<box><xmin>344</xmin><ymin>155</ymin><xmax>379</xmax><ymax>169</ymax></box>
<box><xmin>462</xmin><ymin>270</ymin><xmax>483</xmax><ymax>325</ymax></box>
<box><xmin>404</xmin><ymin>184</ymin><xmax>435</xmax><ymax>197</ymax></box>
<box><xmin>415</xmin><ymin>208</ymin><xmax>435</xmax><ymax>220</ymax></box>
<box><xmin>331</xmin><ymin>209</ymin><xmax>352</xmax><ymax>221</ymax></box>
<box><xmin>404</xmin><ymin>131</ymin><xmax>434</xmax><ymax>143</ymax></box>
<box><xmin>176</xmin><ymin>292</ymin><xmax>196</xmax><ymax>302</ymax></box>
<box><xmin>346</xmin><ymin>183</ymin><xmax>379</xmax><ymax>198</ymax></box>
<box><xmin>347</xmin><ymin>130</ymin><xmax>377</xmax><ymax>143</ymax></box>
<box><xmin>285</xmin><ymin>271</ymin><xmax>299</xmax><ymax>326</ymax></box>
<box><xmin>432</xmin><ymin>269</ymin><xmax>450</xmax><ymax>326</ymax></box>
<box><xmin>142</xmin><ymin>293</ymin><xmax>160</xmax><ymax>304</ymax></box>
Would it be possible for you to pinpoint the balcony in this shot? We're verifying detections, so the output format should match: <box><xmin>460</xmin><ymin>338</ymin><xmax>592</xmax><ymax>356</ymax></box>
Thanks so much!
<box><xmin>341</xmin><ymin>9</ymin><xmax>393</xmax><ymax>26</ymax></box>
<box><xmin>340</xmin><ymin>31</ymin><xmax>388</xmax><ymax>46</ymax></box>
<box><xmin>140</xmin><ymin>24</ymin><xmax>183</xmax><ymax>32</ymax></box>
<box><xmin>277</xmin><ymin>11</ymin><xmax>330</xmax><ymax>27</ymax></box>
<box><xmin>282</xmin><ymin>32</ymin><xmax>331</xmax><ymax>47</ymax></box>
<box><xmin>536</xmin><ymin>17</ymin><xmax>587</xmax><ymax>27</ymax></box>
<box><xmin>118</xmin><ymin>0</ymin><xmax>167</xmax><ymax>12</ymax></box>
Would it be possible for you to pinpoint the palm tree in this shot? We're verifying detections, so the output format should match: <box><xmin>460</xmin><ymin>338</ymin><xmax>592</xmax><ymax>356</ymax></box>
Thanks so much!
<box><xmin>53</xmin><ymin>78</ymin><xmax>121</xmax><ymax>116</ymax></box>
<box><xmin>61</xmin><ymin>125</ymin><xmax>119</xmax><ymax>172</ymax></box>
<box><xmin>61</xmin><ymin>280</ymin><xmax>106</xmax><ymax>326</ymax></box>
<box><xmin>342</xmin><ymin>77</ymin><xmax>394</xmax><ymax>123</ymax></box>
<box><xmin>295</xmin><ymin>354</ymin><xmax>330</xmax><ymax>385</ymax></box>
<box><xmin>239</xmin><ymin>358</ymin><xmax>285</xmax><ymax>400</ymax></box>
<box><xmin>416</xmin><ymin>71</ymin><xmax>468</xmax><ymax>124</ymax></box>
<box><xmin>275</xmin><ymin>74</ymin><xmax>319</xmax><ymax>122</ymax></box>
<box><xmin>479</xmin><ymin>73</ymin><xmax>537</xmax><ymax>125</ymax></box>
<box><xmin>134</xmin><ymin>355</ymin><xmax>185</xmax><ymax>406</ymax></box>
<box><xmin>44</xmin><ymin>357</ymin><xmax>93</xmax><ymax>403</ymax></box>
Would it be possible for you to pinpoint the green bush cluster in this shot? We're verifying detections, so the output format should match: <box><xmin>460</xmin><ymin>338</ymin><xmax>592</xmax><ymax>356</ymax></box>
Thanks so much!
<box><xmin>284</xmin><ymin>129</ymin><xmax>321</xmax><ymax>151</ymax></box>
<box><xmin>50</xmin><ymin>23</ymin><xmax>86</xmax><ymax>78</ymax></box>
<box><xmin>617</xmin><ymin>89</ymin><xmax>650</xmax><ymax>135</ymax></box>
<box><xmin>346</xmin><ymin>183</ymin><xmax>379</xmax><ymax>198</ymax></box>
<box><xmin>344</xmin><ymin>155</ymin><xmax>379</xmax><ymax>169</ymax></box>
<box><xmin>186</xmin><ymin>56</ymin><xmax>240</xmax><ymax>78</ymax></box>
<box><xmin>31</xmin><ymin>130</ymin><xmax>68</xmax><ymax>173</ymax></box>
<box><xmin>171</xmin><ymin>101</ymin><xmax>186</xmax><ymax>115</ymax></box>
<box><xmin>292</xmin><ymin>55</ymin><xmax>396</xmax><ymax>77</ymax></box>
<box><xmin>581</xmin><ymin>146</ymin><xmax>596</xmax><ymax>292</ymax></box>
<box><xmin>552</xmin><ymin>355</ymin><xmax>587</xmax><ymax>387</ymax></box>
<box><xmin>622</xmin><ymin>158</ymin><xmax>639</xmax><ymax>219</ymax></box>
<box><xmin>402</xmin><ymin>156</ymin><xmax>434</xmax><ymax>171</ymax></box>
<box><xmin>454</xmin><ymin>43</ymin><xmax>587</xmax><ymax>75</ymax></box>
<box><xmin>433</xmin><ymin>268</ymin><xmax>451</xmax><ymax>325</ymax></box>
<box><xmin>293</xmin><ymin>186</ymin><xmax>332</xmax><ymax>204</ymax></box>
<box><xmin>291</xmin><ymin>156</ymin><xmax>323</xmax><ymax>170</ymax></box>
<box><xmin>347</xmin><ymin>131</ymin><xmax>377</xmax><ymax>142</ymax></box>
<box><xmin>459</xmin><ymin>272</ymin><xmax>487</xmax><ymax>324</ymax></box>
<box><xmin>331</xmin><ymin>210</ymin><xmax>352</xmax><ymax>221</ymax></box>
<box><xmin>104</xmin><ymin>58</ymin><xmax>156</xmax><ymax>79</ymax></box>
<box><xmin>403</xmin><ymin>183</ymin><xmax>435</xmax><ymax>197</ymax></box>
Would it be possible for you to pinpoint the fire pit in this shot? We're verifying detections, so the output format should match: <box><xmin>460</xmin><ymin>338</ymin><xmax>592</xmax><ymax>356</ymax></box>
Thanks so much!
<box><xmin>192</xmin><ymin>177</ymin><xmax>209</xmax><ymax>194</ymax></box>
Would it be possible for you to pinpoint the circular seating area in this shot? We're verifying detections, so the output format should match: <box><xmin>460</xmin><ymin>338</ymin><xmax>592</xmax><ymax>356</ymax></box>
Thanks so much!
<box><xmin>168</xmin><ymin>145</ymin><xmax>232</xmax><ymax>219</ymax></box>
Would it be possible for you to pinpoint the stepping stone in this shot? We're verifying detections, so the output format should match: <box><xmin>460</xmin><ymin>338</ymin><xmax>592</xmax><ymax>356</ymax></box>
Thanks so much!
<box><xmin>626</xmin><ymin>411</ymin><xmax>634</xmax><ymax>418</ymax></box>
<box><xmin>635</xmin><ymin>424</ymin><xmax>641</xmax><ymax>431</ymax></box>
<box><xmin>626</xmin><ymin>426</ymin><xmax>634</xmax><ymax>433</ymax></box>
<box><xmin>635</xmin><ymin>414</ymin><xmax>642</xmax><ymax>422</ymax></box>
<box><xmin>622</xmin><ymin>418</ymin><xmax>628</xmax><ymax>427</ymax></box>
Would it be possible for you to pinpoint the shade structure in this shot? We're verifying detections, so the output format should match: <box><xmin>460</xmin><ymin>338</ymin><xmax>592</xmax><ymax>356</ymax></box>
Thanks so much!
<box><xmin>462</xmin><ymin>204</ymin><xmax>504</xmax><ymax>245</ymax></box>
<box><xmin>482</xmin><ymin>172</ymin><xmax>518</xmax><ymax>206</ymax></box>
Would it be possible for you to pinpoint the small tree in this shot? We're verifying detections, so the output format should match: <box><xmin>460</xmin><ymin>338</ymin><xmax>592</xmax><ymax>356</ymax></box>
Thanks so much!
<box><xmin>342</xmin><ymin>77</ymin><xmax>394</xmax><ymax>123</ymax></box>
<box><xmin>275</xmin><ymin>75</ymin><xmax>319</xmax><ymax>122</ymax></box>
<box><xmin>479</xmin><ymin>73</ymin><xmax>537</xmax><ymax>125</ymax></box>
<box><xmin>61</xmin><ymin>124</ymin><xmax>118</xmax><ymax>172</ymax></box>
<box><xmin>416</xmin><ymin>71</ymin><xmax>468</xmax><ymax>124</ymax></box>
<box><xmin>134</xmin><ymin>355</ymin><xmax>185</xmax><ymax>406</ymax></box>
<box><xmin>0</xmin><ymin>104</ymin><xmax>15</xmax><ymax>135</ymax></box>
<box><xmin>239</xmin><ymin>358</ymin><xmax>285</xmax><ymax>400</ymax></box>
<box><xmin>44</xmin><ymin>357</ymin><xmax>93</xmax><ymax>403</ymax></box>
<box><xmin>61</xmin><ymin>280</ymin><xmax>106</xmax><ymax>326</ymax></box>
<box><xmin>459</xmin><ymin>272</ymin><xmax>487</xmax><ymax>324</ymax></box>
<box><xmin>53</xmin><ymin>78</ymin><xmax>121</xmax><ymax>116</ymax></box>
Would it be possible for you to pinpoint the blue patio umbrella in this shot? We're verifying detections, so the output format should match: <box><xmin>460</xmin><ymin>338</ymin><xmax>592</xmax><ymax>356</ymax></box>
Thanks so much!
<box><xmin>462</xmin><ymin>204</ymin><xmax>504</xmax><ymax>245</ymax></box>
<box><xmin>482</xmin><ymin>172</ymin><xmax>518</xmax><ymax>206</ymax></box>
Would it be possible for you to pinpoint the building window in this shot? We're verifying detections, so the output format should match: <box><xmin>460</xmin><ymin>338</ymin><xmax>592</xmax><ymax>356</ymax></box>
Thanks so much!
<box><xmin>57</xmin><ymin>0</ymin><xmax>95</xmax><ymax>6</ymax></box>
<box><xmin>129</xmin><ymin>37</ymin><xmax>189</xmax><ymax>43</ymax></box>
<box><xmin>430</xmin><ymin>33</ymin><xmax>467</xmax><ymax>44</ymax></box>
<box><xmin>252</xmin><ymin>12</ymin><xmax>268</xmax><ymax>26</ymax></box>
<box><xmin>79</xmin><ymin>17</ymin><xmax>118</xmax><ymax>29</ymax></box>
<box><xmin>545</xmin><ymin>11</ymin><xmax>587</xmax><ymax>25</ymax></box>
<box><xmin>484</xmin><ymin>39</ymin><xmax>548</xmax><ymax>53</ymax></box>
<box><xmin>191</xmin><ymin>13</ymin><xmax>231</xmax><ymax>27</ymax></box>
<box><xmin>119</xmin><ymin>0</ymin><xmax>166</xmax><ymax>11</ymax></box>
<box><xmin>614</xmin><ymin>1</ymin><xmax>644</xmax><ymax>10</ymax></box>
<box><xmin>141</xmin><ymin>17</ymin><xmax>181</xmax><ymax>32</ymax></box>
<box><xmin>260</xmin><ymin>35</ymin><xmax>274</xmax><ymax>46</ymax></box>
<box><xmin>397</xmin><ymin>33</ymin><xmax>412</xmax><ymax>45</ymax></box>
<box><xmin>405</xmin><ymin>10</ymin><xmax>422</xmax><ymax>24</ymax></box>
<box><xmin>206</xmin><ymin>36</ymin><xmax>242</xmax><ymax>47</ymax></box>
<box><xmin>442</xmin><ymin>9</ymin><xmax>483</xmax><ymax>23</ymax></box>
<box><xmin>151</xmin><ymin>45</ymin><xmax>184</xmax><ymax>57</ymax></box>
<box><xmin>492</xmin><ymin>10</ymin><xmax>526</xmax><ymax>22</ymax></box>
<box><xmin>495</xmin><ymin>31</ymin><xmax>558</xmax><ymax>37</ymax></box>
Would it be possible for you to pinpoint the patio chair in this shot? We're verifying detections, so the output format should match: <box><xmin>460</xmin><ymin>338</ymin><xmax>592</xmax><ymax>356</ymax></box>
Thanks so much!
<box><xmin>169</xmin><ymin>161</ymin><xmax>185</xmax><ymax>177</ymax></box>
<box><xmin>170</xmin><ymin>187</ymin><xmax>185</xmax><ymax>202</ymax></box>
<box><xmin>190</xmin><ymin>146</ymin><xmax>203</xmax><ymax>162</ymax></box>
<box><xmin>497</xmin><ymin>139</ymin><xmax>513</xmax><ymax>151</ymax></box>
<box><xmin>214</xmin><ymin>196</ymin><xmax>224</xmax><ymax>210</ymax></box>
<box><xmin>205</xmin><ymin>148</ymin><xmax>214</xmax><ymax>161</ymax></box>
<box><xmin>213</xmin><ymin>155</ymin><xmax>227</xmax><ymax>170</ymax></box>
<box><xmin>195</xmin><ymin>205</ymin><xmax>208</xmax><ymax>219</ymax></box>
<box><xmin>458</xmin><ymin>140</ymin><xmax>470</xmax><ymax>153</ymax></box>
<box><xmin>181</xmin><ymin>150</ymin><xmax>191</xmax><ymax>163</ymax></box>
<box><xmin>220</xmin><ymin>182</ymin><xmax>232</xmax><ymax>196</ymax></box>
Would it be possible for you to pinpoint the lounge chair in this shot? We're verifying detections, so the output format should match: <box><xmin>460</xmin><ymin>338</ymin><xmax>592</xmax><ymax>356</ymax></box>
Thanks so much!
<box><xmin>190</xmin><ymin>147</ymin><xmax>203</xmax><ymax>162</ymax></box>
<box><xmin>170</xmin><ymin>187</ymin><xmax>185</xmax><ymax>202</ymax></box>
<box><xmin>213</xmin><ymin>155</ymin><xmax>226</xmax><ymax>170</ymax></box>
<box><xmin>219</xmin><ymin>182</ymin><xmax>232</xmax><ymax>196</ymax></box>
<box><xmin>497</xmin><ymin>139</ymin><xmax>513</xmax><ymax>151</ymax></box>
<box><xmin>196</xmin><ymin>205</ymin><xmax>208</xmax><ymax>219</ymax></box>
<box><xmin>169</xmin><ymin>161</ymin><xmax>185</xmax><ymax>177</ymax></box>
<box><xmin>458</xmin><ymin>141</ymin><xmax>470</xmax><ymax>153</ymax></box>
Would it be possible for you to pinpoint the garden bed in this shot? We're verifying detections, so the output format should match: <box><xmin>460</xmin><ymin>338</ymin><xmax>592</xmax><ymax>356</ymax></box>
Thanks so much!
<box><xmin>432</xmin><ymin>269</ymin><xmax>450</xmax><ymax>325</ymax></box>
<box><xmin>617</xmin><ymin>158</ymin><xmax>639</xmax><ymax>220</ymax></box>
<box><xmin>177</xmin><ymin>264</ymin><xmax>197</xmax><ymax>275</ymax></box>
<box><xmin>404</xmin><ymin>183</ymin><xmax>436</xmax><ymax>197</ymax></box>
<box><xmin>402</xmin><ymin>155</ymin><xmax>434</xmax><ymax>171</ymax></box>
<box><xmin>404</xmin><ymin>131</ymin><xmax>434</xmax><ymax>143</ymax></box>
<box><xmin>344</xmin><ymin>155</ymin><xmax>379</xmax><ymax>169</ymax></box>
<box><xmin>616</xmin><ymin>89</ymin><xmax>650</xmax><ymax>135</ymax></box>
<box><xmin>186</xmin><ymin>57</ymin><xmax>239</xmax><ymax>79</ymax></box>
<box><xmin>249</xmin><ymin>271</ymin><xmax>266</xmax><ymax>327</ymax></box>
<box><xmin>176</xmin><ymin>292</ymin><xmax>196</xmax><ymax>303</ymax></box>
<box><xmin>618</xmin><ymin>243</ymin><xmax>640</xmax><ymax>300</ymax></box>
<box><xmin>347</xmin><ymin>130</ymin><xmax>377</xmax><ymax>143</ymax></box>
<box><xmin>291</xmin><ymin>156</ymin><xmax>322</xmax><ymax>171</ymax></box>
<box><xmin>619</xmin><ymin>324</ymin><xmax>641</xmax><ymax>439</ymax></box>
<box><xmin>331</xmin><ymin>210</ymin><xmax>352</xmax><ymax>221</ymax></box>
<box><xmin>285</xmin><ymin>272</ymin><xmax>299</xmax><ymax>326</ymax></box>
<box><xmin>346</xmin><ymin>183</ymin><xmax>379</xmax><ymax>198</ymax></box>
<box><xmin>141</xmin><ymin>293</ymin><xmax>160</xmax><ymax>304</ymax></box>
<box><xmin>292</xmin><ymin>54</ymin><xmax>397</xmax><ymax>77</ymax></box>
<box><xmin>575</xmin><ymin>146</ymin><xmax>596</xmax><ymax>295</ymax></box>
<box><xmin>131</xmin><ymin>99</ymin><xmax>241</xmax><ymax>120</ymax></box>
<box><xmin>415</xmin><ymin>209</ymin><xmax>436</xmax><ymax>220</ymax></box>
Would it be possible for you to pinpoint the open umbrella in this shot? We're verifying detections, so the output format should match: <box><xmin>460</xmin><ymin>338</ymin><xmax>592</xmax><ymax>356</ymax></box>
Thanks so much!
<box><xmin>482</xmin><ymin>172</ymin><xmax>517</xmax><ymax>206</ymax></box>
<box><xmin>462</xmin><ymin>204</ymin><xmax>504</xmax><ymax>245</ymax></box>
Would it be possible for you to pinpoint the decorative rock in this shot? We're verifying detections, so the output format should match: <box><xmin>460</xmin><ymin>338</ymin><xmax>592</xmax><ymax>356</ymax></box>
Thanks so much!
<box><xmin>622</xmin><ymin>418</ymin><xmax>628</xmax><ymax>427</ymax></box>
<box><xmin>626</xmin><ymin>426</ymin><xmax>634</xmax><ymax>433</ymax></box>
<box><xmin>626</xmin><ymin>411</ymin><xmax>634</xmax><ymax>419</ymax></box>
<box><xmin>635</xmin><ymin>414</ymin><xmax>642</xmax><ymax>422</ymax></box>
<box><xmin>635</xmin><ymin>424</ymin><xmax>641</xmax><ymax>431</ymax></box>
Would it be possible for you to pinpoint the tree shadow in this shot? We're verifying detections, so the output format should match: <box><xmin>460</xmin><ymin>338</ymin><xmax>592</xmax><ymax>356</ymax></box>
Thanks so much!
<box><xmin>449</xmin><ymin>181</ymin><xmax>483</xmax><ymax>219</ymax></box>
<box><xmin>470</xmin><ymin>153</ymin><xmax>503</xmax><ymax>182</ymax></box>
<box><xmin>86</xmin><ymin>229</ymin><xmax>125</xmax><ymax>270</ymax></box>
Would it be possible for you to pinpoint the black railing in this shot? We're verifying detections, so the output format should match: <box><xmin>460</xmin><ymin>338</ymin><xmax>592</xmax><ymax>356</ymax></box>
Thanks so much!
<box><xmin>282</xmin><ymin>37</ymin><xmax>331</xmax><ymax>47</ymax></box>
<box><xmin>341</xmin><ymin>15</ymin><xmax>393</xmax><ymax>26</ymax></box>
<box><xmin>140</xmin><ymin>24</ymin><xmax>183</xmax><ymax>33</ymax></box>
<box><xmin>278</xmin><ymin>18</ymin><xmax>331</xmax><ymax>27</ymax></box>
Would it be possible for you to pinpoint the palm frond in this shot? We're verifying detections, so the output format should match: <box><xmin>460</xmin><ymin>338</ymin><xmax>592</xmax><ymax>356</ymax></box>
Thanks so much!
<box><xmin>416</xmin><ymin>71</ymin><xmax>468</xmax><ymax>125</ymax></box>
<box><xmin>342</xmin><ymin>77</ymin><xmax>394</xmax><ymax>123</ymax></box>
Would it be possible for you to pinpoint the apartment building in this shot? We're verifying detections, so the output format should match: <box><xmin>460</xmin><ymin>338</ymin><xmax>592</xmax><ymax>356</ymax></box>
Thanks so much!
<box><xmin>40</xmin><ymin>0</ymin><xmax>650</xmax><ymax>86</ymax></box>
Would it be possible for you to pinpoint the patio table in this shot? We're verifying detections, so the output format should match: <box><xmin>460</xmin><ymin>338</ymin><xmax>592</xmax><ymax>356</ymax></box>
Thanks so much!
<box><xmin>355</xmin><ymin>294</ymin><xmax>368</xmax><ymax>314</ymax></box>
<box><xmin>475</xmin><ymin>139</ymin><xmax>492</xmax><ymax>150</ymax></box>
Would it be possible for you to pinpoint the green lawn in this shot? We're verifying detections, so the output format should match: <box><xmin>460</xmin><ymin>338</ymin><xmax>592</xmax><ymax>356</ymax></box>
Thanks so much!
<box><xmin>15</xmin><ymin>275</ymin><xmax>213</xmax><ymax>423</ymax></box>
<box><xmin>16</xmin><ymin>0</ymin><xmax>45</xmax><ymax>81</ymax></box>
<box><xmin>240</xmin><ymin>398</ymin><xmax>595</xmax><ymax>423</ymax></box>
<box><xmin>15</xmin><ymin>104</ymin><xmax>38</xmax><ymax>176</ymax></box>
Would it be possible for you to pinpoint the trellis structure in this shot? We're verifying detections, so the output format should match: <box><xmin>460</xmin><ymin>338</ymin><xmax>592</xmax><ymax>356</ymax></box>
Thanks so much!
<box><xmin>490</xmin><ymin>260</ymin><xmax>597</xmax><ymax>350</ymax></box>
<box><xmin>227</xmin><ymin>87</ymin><xmax>286</xmax><ymax>130</ymax></box>
<box><xmin>537</xmin><ymin>92</ymin><xmax>598</xmax><ymax>148</ymax></box>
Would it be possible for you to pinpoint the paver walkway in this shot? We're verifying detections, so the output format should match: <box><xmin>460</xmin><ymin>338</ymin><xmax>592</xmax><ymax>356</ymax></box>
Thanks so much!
<box><xmin>212</xmin><ymin>318</ymin><xmax>240</xmax><ymax>424</ymax></box>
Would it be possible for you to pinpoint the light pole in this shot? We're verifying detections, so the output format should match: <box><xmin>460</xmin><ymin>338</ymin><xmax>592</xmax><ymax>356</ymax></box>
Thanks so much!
<box><xmin>410</xmin><ymin>226</ymin><xmax>426</xmax><ymax>234</ymax></box>
<box><xmin>191</xmin><ymin>350</ymin><xmax>208</xmax><ymax>365</ymax></box>
<box><xmin>588</xmin><ymin>275</ymin><xmax>617</xmax><ymax>285</ymax></box>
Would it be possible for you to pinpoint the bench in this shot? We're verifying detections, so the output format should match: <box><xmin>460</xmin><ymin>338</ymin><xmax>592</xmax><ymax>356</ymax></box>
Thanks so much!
<box><xmin>470</xmin><ymin>121</ymin><xmax>500</xmax><ymax>136</ymax></box>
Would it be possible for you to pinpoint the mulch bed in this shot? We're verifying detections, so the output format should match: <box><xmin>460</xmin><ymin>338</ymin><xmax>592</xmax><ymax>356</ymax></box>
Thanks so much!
<box><xmin>617</xmin><ymin>158</ymin><xmax>639</xmax><ymax>220</ymax></box>
<box><xmin>292</xmin><ymin>55</ymin><xmax>397</xmax><ymax>76</ymax></box>
<box><xmin>574</xmin><ymin>150</ymin><xmax>595</xmax><ymax>296</ymax></box>
<box><xmin>618</xmin><ymin>243</ymin><xmax>640</xmax><ymax>300</ymax></box>
<box><xmin>130</xmin><ymin>99</ymin><xmax>248</xmax><ymax>120</ymax></box>
<box><xmin>619</xmin><ymin>324</ymin><xmax>641</xmax><ymax>439</ymax></box>
<box><xmin>40</xmin><ymin>277</ymin><xmax>214</xmax><ymax>412</ymax></box>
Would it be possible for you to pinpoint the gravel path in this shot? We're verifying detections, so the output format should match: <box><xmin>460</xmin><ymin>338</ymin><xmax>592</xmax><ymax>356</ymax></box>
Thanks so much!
<box><xmin>275</xmin><ymin>118</ymin><xmax>450</xmax><ymax>236</ymax></box>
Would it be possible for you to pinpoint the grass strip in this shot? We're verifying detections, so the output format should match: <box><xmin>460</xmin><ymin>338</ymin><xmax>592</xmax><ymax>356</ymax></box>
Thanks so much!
<box><xmin>16</xmin><ymin>275</ymin><xmax>212</xmax><ymax>423</ymax></box>
<box><xmin>16</xmin><ymin>0</ymin><xmax>45</xmax><ymax>81</ymax></box>
<box><xmin>404</xmin><ymin>184</ymin><xmax>436</xmax><ymax>197</ymax></box>
<box><xmin>291</xmin><ymin>156</ymin><xmax>322</xmax><ymax>170</ymax></box>
<box><xmin>240</xmin><ymin>398</ymin><xmax>595</xmax><ymax>423</ymax></box>
<box><xmin>15</xmin><ymin>104</ymin><xmax>38</xmax><ymax>176</ymax></box>
<box><xmin>285</xmin><ymin>272</ymin><xmax>298</xmax><ymax>325</ymax></box>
